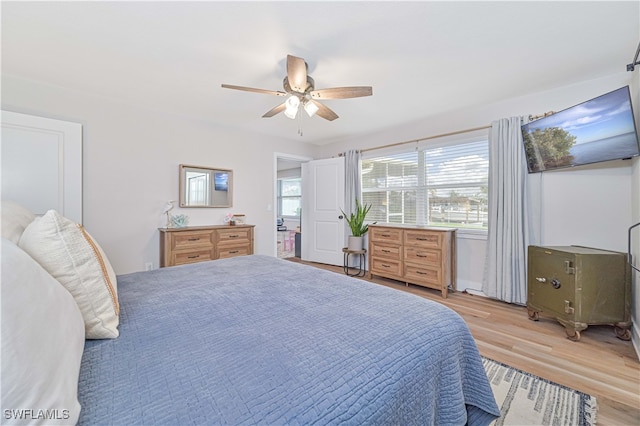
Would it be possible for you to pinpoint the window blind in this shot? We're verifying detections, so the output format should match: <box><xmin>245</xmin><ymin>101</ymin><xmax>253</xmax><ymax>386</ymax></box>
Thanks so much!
<box><xmin>362</xmin><ymin>138</ymin><xmax>488</xmax><ymax>229</ymax></box>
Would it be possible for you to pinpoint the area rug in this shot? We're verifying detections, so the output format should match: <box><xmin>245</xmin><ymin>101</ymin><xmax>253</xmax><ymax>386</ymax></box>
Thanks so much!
<box><xmin>482</xmin><ymin>357</ymin><xmax>597</xmax><ymax>426</ymax></box>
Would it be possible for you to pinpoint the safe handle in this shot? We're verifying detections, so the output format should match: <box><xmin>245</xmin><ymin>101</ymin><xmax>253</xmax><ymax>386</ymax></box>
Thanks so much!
<box><xmin>565</xmin><ymin>261</ymin><xmax>575</xmax><ymax>275</ymax></box>
<box><xmin>564</xmin><ymin>300</ymin><xmax>574</xmax><ymax>314</ymax></box>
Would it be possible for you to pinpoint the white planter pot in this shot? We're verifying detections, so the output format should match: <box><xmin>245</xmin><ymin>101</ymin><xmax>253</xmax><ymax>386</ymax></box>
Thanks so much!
<box><xmin>347</xmin><ymin>235</ymin><xmax>364</xmax><ymax>251</ymax></box>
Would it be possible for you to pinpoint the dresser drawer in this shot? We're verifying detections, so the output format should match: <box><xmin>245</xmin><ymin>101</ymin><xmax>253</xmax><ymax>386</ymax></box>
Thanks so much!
<box><xmin>369</xmin><ymin>227</ymin><xmax>402</xmax><ymax>244</ymax></box>
<box><xmin>404</xmin><ymin>230</ymin><xmax>443</xmax><ymax>249</ymax></box>
<box><xmin>371</xmin><ymin>257</ymin><xmax>402</xmax><ymax>276</ymax></box>
<box><xmin>371</xmin><ymin>242</ymin><xmax>402</xmax><ymax>261</ymax></box>
<box><xmin>216</xmin><ymin>227</ymin><xmax>251</xmax><ymax>244</ymax></box>
<box><xmin>405</xmin><ymin>247</ymin><xmax>441</xmax><ymax>266</ymax></box>
<box><xmin>217</xmin><ymin>244</ymin><xmax>252</xmax><ymax>259</ymax></box>
<box><xmin>173</xmin><ymin>248</ymin><xmax>214</xmax><ymax>265</ymax></box>
<box><xmin>404</xmin><ymin>264</ymin><xmax>442</xmax><ymax>287</ymax></box>
<box><xmin>172</xmin><ymin>230</ymin><xmax>213</xmax><ymax>250</ymax></box>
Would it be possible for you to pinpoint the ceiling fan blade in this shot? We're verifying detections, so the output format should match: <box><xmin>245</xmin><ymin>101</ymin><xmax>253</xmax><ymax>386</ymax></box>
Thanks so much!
<box><xmin>262</xmin><ymin>103</ymin><xmax>286</xmax><ymax>118</ymax></box>
<box><xmin>312</xmin><ymin>101</ymin><xmax>339</xmax><ymax>121</ymax></box>
<box><xmin>310</xmin><ymin>86</ymin><xmax>373</xmax><ymax>100</ymax></box>
<box><xmin>287</xmin><ymin>55</ymin><xmax>308</xmax><ymax>93</ymax></box>
<box><xmin>221</xmin><ymin>84</ymin><xmax>287</xmax><ymax>97</ymax></box>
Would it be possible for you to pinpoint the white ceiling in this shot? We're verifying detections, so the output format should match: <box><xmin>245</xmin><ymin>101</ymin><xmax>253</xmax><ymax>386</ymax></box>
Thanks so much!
<box><xmin>2</xmin><ymin>1</ymin><xmax>638</xmax><ymax>145</ymax></box>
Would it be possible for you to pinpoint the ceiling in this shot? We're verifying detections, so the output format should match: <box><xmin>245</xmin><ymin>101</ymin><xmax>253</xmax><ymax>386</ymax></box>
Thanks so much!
<box><xmin>2</xmin><ymin>1</ymin><xmax>638</xmax><ymax>145</ymax></box>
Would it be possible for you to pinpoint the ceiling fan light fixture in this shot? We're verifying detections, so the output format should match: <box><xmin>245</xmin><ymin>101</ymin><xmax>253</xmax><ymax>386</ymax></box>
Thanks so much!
<box><xmin>284</xmin><ymin>108</ymin><xmax>298</xmax><ymax>120</ymax></box>
<box><xmin>222</xmin><ymin>54</ymin><xmax>372</xmax><ymax>123</ymax></box>
<box><xmin>284</xmin><ymin>95</ymin><xmax>300</xmax><ymax>119</ymax></box>
<box><xmin>303</xmin><ymin>100</ymin><xmax>319</xmax><ymax>117</ymax></box>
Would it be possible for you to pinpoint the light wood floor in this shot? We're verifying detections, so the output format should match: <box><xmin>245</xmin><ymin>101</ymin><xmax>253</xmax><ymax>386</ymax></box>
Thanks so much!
<box><xmin>289</xmin><ymin>259</ymin><xmax>640</xmax><ymax>426</ymax></box>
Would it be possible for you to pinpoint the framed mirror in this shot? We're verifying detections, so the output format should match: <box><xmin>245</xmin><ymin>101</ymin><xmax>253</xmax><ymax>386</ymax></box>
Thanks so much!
<box><xmin>179</xmin><ymin>164</ymin><xmax>233</xmax><ymax>208</ymax></box>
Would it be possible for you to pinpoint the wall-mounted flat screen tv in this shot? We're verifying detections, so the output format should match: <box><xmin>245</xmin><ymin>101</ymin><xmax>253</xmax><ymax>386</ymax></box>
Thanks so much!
<box><xmin>521</xmin><ymin>86</ymin><xmax>640</xmax><ymax>173</ymax></box>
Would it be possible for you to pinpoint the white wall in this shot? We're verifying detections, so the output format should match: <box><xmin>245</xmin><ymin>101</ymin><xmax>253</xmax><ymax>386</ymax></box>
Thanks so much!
<box><xmin>630</xmin><ymin>74</ymin><xmax>640</xmax><ymax>355</ymax></box>
<box><xmin>318</xmin><ymin>72</ymin><xmax>638</xmax><ymax>298</ymax></box>
<box><xmin>1</xmin><ymin>75</ymin><xmax>315</xmax><ymax>274</ymax></box>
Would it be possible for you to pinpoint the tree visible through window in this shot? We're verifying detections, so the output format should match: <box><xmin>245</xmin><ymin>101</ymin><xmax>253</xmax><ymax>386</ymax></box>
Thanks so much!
<box><xmin>361</xmin><ymin>139</ymin><xmax>489</xmax><ymax>229</ymax></box>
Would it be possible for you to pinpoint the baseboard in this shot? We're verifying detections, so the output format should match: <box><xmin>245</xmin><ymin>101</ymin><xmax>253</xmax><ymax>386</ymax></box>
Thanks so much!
<box><xmin>632</xmin><ymin>320</ymin><xmax>640</xmax><ymax>360</ymax></box>
<box><xmin>463</xmin><ymin>288</ymin><xmax>487</xmax><ymax>297</ymax></box>
<box><xmin>455</xmin><ymin>278</ymin><xmax>486</xmax><ymax>297</ymax></box>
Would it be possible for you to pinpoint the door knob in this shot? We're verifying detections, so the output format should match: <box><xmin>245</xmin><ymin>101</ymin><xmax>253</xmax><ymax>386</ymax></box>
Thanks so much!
<box><xmin>338</xmin><ymin>215</ymin><xmax>344</xmax><ymax>219</ymax></box>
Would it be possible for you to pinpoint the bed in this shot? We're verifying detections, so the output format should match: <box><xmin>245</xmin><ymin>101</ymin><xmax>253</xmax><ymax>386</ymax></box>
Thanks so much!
<box><xmin>2</xmin><ymin>203</ymin><xmax>500</xmax><ymax>426</ymax></box>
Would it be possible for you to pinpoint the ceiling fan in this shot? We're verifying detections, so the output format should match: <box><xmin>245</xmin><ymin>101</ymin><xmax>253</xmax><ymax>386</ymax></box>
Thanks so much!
<box><xmin>221</xmin><ymin>54</ymin><xmax>372</xmax><ymax>121</ymax></box>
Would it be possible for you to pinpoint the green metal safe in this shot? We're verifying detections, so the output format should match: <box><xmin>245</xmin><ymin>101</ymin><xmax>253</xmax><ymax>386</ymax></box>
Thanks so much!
<box><xmin>527</xmin><ymin>245</ymin><xmax>631</xmax><ymax>341</ymax></box>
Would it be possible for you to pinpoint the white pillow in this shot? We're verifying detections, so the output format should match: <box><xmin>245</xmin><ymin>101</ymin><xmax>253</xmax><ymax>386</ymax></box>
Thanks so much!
<box><xmin>1</xmin><ymin>200</ymin><xmax>36</xmax><ymax>244</ymax></box>
<box><xmin>1</xmin><ymin>238</ymin><xmax>85</xmax><ymax>425</ymax></box>
<box><xmin>19</xmin><ymin>210</ymin><xmax>120</xmax><ymax>339</ymax></box>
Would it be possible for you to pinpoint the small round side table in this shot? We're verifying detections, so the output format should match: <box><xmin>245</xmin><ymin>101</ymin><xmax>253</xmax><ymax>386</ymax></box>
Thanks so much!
<box><xmin>342</xmin><ymin>247</ymin><xmax>367</xmax><ymax>277</ymax></box>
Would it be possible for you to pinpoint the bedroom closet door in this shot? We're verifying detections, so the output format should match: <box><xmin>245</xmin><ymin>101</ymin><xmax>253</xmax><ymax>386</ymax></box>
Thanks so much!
<box><xmin>1</xmin><ymin>111</ymin><xmax>82</xmax><ymax>223</ymax></box>
<box><xmin>301</xmin><ymin>157</ymin><xmax>345</xmax><ymax>266</ymax></box>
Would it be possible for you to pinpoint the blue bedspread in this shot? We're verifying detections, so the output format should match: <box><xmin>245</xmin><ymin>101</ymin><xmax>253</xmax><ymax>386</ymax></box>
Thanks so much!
<box><xmin>78</xmin><ymin>255</ymin><xmax>499</xmax><ymax>425</ymax></box>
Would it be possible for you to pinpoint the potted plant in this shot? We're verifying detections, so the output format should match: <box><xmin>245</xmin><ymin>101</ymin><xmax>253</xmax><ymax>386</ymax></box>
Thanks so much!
<box><xmin>341</xmin><ymin>199</ymin><xmax>374</xmax><ymax>251</ymax></box>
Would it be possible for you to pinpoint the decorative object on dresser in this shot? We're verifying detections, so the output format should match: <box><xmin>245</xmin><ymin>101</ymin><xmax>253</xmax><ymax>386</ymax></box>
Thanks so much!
<box><xmin>169</xmin><ymin>214</ymin><xmax>189</xmax><ymax>228</ymax></box>
<box><xmin>159</xmin><ymin>224</ymin><xmax>254</xmax><ymax>267</ymax></box>
<box><xmin>162</xmin><ymin>200</ymin><xmax>175</xmax><ymax>227</ymax></box>
<box><xmin>368</xmin><ymin>224</ymin><xmax>456</xmax><ymax>298</ymax></box>
<box><xmin>231</xmin><ymin>214</ymin><xmax>246</xmax><ymax>225</ymax></box>
<box><xmin>527</xmin><ymin>245</ymin><xmax>632</xmax><ymax>341</ymax></box>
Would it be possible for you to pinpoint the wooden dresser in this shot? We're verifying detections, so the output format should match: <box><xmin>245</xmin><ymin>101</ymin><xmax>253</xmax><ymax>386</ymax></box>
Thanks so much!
<box><xmin>159</xmin><ymin>225</ymin><xmax>254</xmax><ymax>267</ymax></box>
<box><xmin>368</xmin><ymin>224</ymin><xmax>456</xmax><ymax>298</ymax></box>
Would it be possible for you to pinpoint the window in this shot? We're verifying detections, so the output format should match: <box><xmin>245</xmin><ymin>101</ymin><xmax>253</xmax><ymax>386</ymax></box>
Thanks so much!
<box><xmin>361</xmin><ymin>138</ymin><xmax>489</xmax><ymax>230</ymax></box>
<box><xmin>278</xmin><ymin>177</ymin><xmax>302</xmax><ymax>218</ymax></box>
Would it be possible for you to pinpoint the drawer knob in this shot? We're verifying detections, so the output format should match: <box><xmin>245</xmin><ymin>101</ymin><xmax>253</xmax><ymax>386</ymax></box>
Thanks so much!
<box><xmin>188</xmin><ymin>255</ymin><xmax>200</xmax><ymax>259</ymax></box>
<box><xmin>382</xmin><ymin>249</ymin><xmax>391</xmax><ymax>253</ymax></box>
<box><xmin>188</xmin><ymin>238</ymin><xmax>200</xmax><ymax>241</ymax></box>
<box><xmin>229</xmin><ymin>250</ymin><xmax>239</xmax><ymax>254</ymax></box>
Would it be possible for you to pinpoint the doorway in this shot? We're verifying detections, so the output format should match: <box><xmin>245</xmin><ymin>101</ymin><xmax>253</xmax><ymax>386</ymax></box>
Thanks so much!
<box><xmin>274</xmin><ymin>154</ymin><xmax>310</xmax><ymax>259</ymax></box>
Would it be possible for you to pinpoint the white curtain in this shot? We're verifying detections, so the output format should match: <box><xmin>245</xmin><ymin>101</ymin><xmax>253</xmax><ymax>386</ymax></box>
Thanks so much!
<box><xmin>482</xmin><ymin>117</ymin><xmax>530</xmax><ymax>305</ymax></box>
<box><xmin>344</xmin><ymin>150</ymin><xmax>361</xmax><ymax>215</ymax></box>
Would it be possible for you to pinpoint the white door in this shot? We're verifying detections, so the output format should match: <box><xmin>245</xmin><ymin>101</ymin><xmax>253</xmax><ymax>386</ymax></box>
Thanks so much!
<box><xmin>1</xmin><ymin>111</ymin><xmax>82</xmax><ymax>223</ymax></box>
<box><xmin>301</xmin><ymin>157</ymin><xmax>345</xmax><ymax>266</ymax></box>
